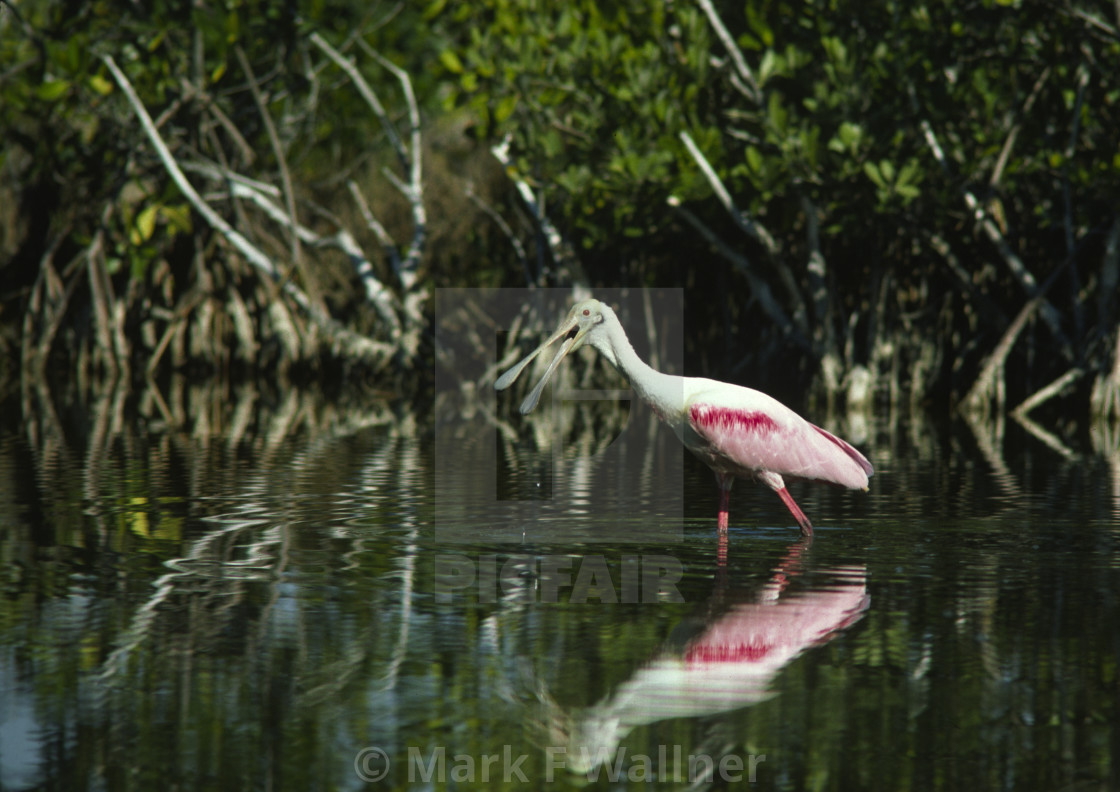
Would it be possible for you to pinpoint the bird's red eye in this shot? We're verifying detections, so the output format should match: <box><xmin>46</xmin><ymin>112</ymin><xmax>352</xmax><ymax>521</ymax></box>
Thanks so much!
<box><xmin>583</xmin><ymin>309</ymin><xmax>590</xmax><ymax>315</ymax></box>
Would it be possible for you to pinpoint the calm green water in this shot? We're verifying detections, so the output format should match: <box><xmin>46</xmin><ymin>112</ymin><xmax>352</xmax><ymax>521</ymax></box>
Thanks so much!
<box><xmin>1</xmin><ymin>384</ymin><xmax>1118</xmax><ymax>791</ymax></box>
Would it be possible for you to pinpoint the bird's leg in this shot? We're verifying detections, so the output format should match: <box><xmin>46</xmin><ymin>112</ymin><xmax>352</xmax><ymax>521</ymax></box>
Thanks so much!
<box><xmin>717</xmin><ymin>490</ymin><xmax>729</xmax><ymax>533</ymax></box>
<box><xmin>776</xmin><ymin>486</ymin><xmax>814</xmax><ymax>538</ymax></box>
<box><xmin>757</xmin><ymin>471</ymin><xmax>814</xmax><ymax>538</ymax></box>
<box><xmin>715</xmin><ymin>474</ymin><xmax>732</xmax><ymax>534</ymax></box>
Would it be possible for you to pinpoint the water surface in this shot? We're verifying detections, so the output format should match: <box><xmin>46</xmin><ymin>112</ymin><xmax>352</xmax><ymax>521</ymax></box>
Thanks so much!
<box><xmin>1</xmin><ymin>384</ymin><xmax>1118</xmax><ymax>791</ymax></box>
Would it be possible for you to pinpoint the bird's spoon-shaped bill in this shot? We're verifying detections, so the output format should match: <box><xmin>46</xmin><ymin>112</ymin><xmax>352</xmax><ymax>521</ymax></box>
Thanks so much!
<box><xmin>495</xmin><ymin>308</ymin><xmax>584</xmax><ymax>413</ymax></box>
<box><xmin>517</xmin><ymin>334</ymin><xmax>578</xmax><ymax>414</ymax></box>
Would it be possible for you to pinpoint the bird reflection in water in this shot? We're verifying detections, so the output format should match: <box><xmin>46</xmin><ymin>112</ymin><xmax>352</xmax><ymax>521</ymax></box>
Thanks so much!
<box><xmin>513</xmin><ymin>539</ymin><xmax>869</xmax><ymax>775</ymax></box>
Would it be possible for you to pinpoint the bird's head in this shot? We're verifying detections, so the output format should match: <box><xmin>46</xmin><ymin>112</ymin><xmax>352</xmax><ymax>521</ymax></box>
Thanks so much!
<box><xmin>495</xmin><ymin>298</ymin><xmax>609</xmax><ymax>414</ymax></box>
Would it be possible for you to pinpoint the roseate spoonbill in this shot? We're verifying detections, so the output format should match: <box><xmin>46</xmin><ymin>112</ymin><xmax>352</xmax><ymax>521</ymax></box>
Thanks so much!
<box><xmin>495</xmin><ymin>299</ymin><xmax>873</xmax><ymax>537</ymax></box>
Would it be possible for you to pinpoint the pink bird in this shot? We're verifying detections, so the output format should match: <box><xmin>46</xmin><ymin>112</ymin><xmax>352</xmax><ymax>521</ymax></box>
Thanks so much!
<box><xmin>496</xmin><ymin>299</ymin><xmax>873</xmax><ymax>537</ymax></box>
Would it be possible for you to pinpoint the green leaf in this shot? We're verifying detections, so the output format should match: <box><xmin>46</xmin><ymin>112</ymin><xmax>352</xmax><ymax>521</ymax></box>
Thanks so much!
<box><xmin>822</xmin><ymin>36</ymin><xmax>847</xmax><ymax>67</ymax></box>
<box><xmin>89</xmin><ymin>74</ymin><xmax>114</xmax><ymax>96</ymax></box>
<box><xmin>226</xmin><ymin>10</ymin><xmax>240</xmax><ymax>43</ymax></box>
<box><xmin>745</xmin><ymin>4</ymin><xmax>774</xmax><ymax>48</ymax></box>
<box><xmin>768</xmin><ymin>92</ymin><xmax>788</xmax><ymax>135</ymax></box>
<box><xmin>759</xmin><ymin>49</ymin><xmax>778</xmax><ymax>86</ymax></box>
<box><xmin>897</xmin><ymin>159</ymin><xmax>923</xmax><ymax>188</ymax></box>
<box><xmin>746</xmin><ymin>146</ymin><xmax>764</xmax><ymax>174</ymax></box>
<box><xmin>424</xmin><ymin>0</ymin><xmax>450</xmax><ymax>20</ymax></box>
<box><xmin>863</xmin><ymin>161</ymin><xmax>885</xmax><ymax>188</ymax></box>
<box><xmin>161</xmin><ymin>204</ymin><xmax>193</xmax><ymax>235</ymax></box>
<box><xmin>133</xmin><ymin>205</ymin><xmax>159</xmax><ymax>245</ymax></box>
<box><xmin>493</xmin><ymin>94</ymin><xmax>518</xmax><ymax>123</ymax></box>
<box><xmin>38</xmin><ymin>80</ymin><xmax>70</xmax><ymax>101</ymax></box>
<box><xmin>803</xmin><ymin>125</ymin><xmax>821</xmax><ymax>169</ymax></box>
<box><xmin>439</xmin><ymin>49</ymin><xmax>464</xmax><ymax>74</ymax></box>
<box><xmin>130</xmin><ymin>250</ymin><xmax>151</xmax><ymax>281</ymax></box>
<box><xmin>539</xmin><ymin>128</ymin><xmax>562</xmax><ymax>157</ymax></box>
<box><xmin>897</xmin><ymin>184</ymin><xmax>920</xmax><ymax>202</ymax></box>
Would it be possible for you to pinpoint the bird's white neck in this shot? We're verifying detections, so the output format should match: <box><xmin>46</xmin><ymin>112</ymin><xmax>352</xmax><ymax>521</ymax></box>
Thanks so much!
<box><xmin>593</xmin><ymin>309</ymin><xmax>683</xmax><ymax>421</ymax></box>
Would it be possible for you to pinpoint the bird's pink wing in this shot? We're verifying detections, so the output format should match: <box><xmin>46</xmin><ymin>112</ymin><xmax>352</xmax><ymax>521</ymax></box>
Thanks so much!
<box><xmin>687</xmin><ymin>396</ymin><xmax>872</xmax><ymax>489</ymax></box>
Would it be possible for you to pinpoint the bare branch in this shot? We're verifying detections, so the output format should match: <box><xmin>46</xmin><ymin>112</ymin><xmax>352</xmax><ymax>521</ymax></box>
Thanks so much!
<box><xmin>915</xmin><ymin>102</ymin><xmax>1067</xmax><ymax>347</ymax></box>
<box><xmin>201</xmin><ymin>165</ymin><xmax>404</xmax><ymax>342</ymax></box>
<box><xmin>491</xmin><ymin>134</ymin><xmax>568</xmax><ymax>285</ymax></box>
<box><xmin>677</xmin><ymin>131</ymin><xmax>809</xmax><ymax>337</ymax></box>
<box><xmin>102</xmin><ymin>54</ymin><xmax>396</xmax><ymax>364</ymax></box>
<box><xmin>1062</xmin><ymin>60</ymin><xmax>1091</xmax><ymax>339</ymax></box>
<box><xmin>178</xmin><ymin>77</ymin><xmax>256</xmax><ymax>165</ymax></box>
<box><xmin>1090</xmin><ymin>326</ymin><xmax>1120</xmax><ymax>421</ymax></box>
<box><xmin>347</xmin><ymin>179</ymin><xmax>401</xmax><ymax>271</ymax></box>
<box><xmin>962</xmin><ymin>296</ymin><xmax>1041</xmax><ymax>419</ymax></box>
<box><xmin>87</xmin><ymin>222</ymin><xmax>122</xmax><ymax>379</ymax></box>
<box><xmin>989</xmin><ymin>67</ymin><xmax>1050</xmax><ymax>188</ymax></box>
<box><xmin>1012</xmin><ymin>367</ymin><xmax>1083</xmax><ymax>419</ymax></box>
<box><xmin>1069</xmin><ymin>5</ymin><xmax>1119</xmax><ymax>39</ymax></box>
<box><xmin>361</xmin><ymin>42</ymin><xmax>425</xmax><ymax>288</ymax></box>
<box><xmin>309</xmin><ymin>32</ymin><xmax>406</xmax><ymax>170</ymax></box>
<box><xmin>466</xmin><ymin>182</ymin><xmax>531</xmax><ymax>284</ymax></box>
<box><xmin>104</xmin><ymin>56</ymin><xmax>279</xmax><ymax>279</ymax></box>
<box><xmin>918</xmin><ymin>118</ymin><xmax>949</xmax><ymax>173</ymax></box>
<box><xmin>1013</xmin><ymin>411</ymin><xmax>1077</xmax><ymax>460</ymax></box>
<box><xmin>678</xmin><ymin>130</ymin><xmax>779</xmax><ymax>255</ymax></box>
<box><xmin>800</xmin><ymin>194</ymin><xmax>834</xmax><ymax>346</ymax></box>
<box><xmin>695</xmin><ymin>0</ymin><xmax>761</xmax><ymax>104</ymax></box>
<box><xmin>925</xmin><ymin>230</ymin><xmax>1010</xmax><ymax>327</ymax></box>
<box><xmin>234</xmin><ymin>45</ymin><xmax>302</xmax><ymax>269</ymax></box>
<box><xmin>1097</xmin><ymin>215</ymin><xmax>1120</xmax><ymax>334</ymax></box>
<box><xmin>311</xmin><ymin>32</ymin><xmax>425</xmax><ymax>292</ymax></box>
<box><xmin>668</xmin><ymin>197</ymin><xmax>809</xmax><ymax>351</ymax></box>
